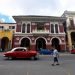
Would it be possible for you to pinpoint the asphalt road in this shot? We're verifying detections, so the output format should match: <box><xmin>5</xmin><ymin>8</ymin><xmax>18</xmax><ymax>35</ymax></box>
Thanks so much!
<box><xmin>0</xmin><ymin>52</ymin><xmax>75</xmax><ymax>75</ymax></box>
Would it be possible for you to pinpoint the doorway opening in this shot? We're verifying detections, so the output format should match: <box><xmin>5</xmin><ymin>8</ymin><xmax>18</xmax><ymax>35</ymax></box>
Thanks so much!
<box><xmin>20</xmin><ymin>38</ymin><xmax>30</xmax><ymax>49</ymax></box>
<box><xmin>36</xmin><ymin>38</ymin><xmax>46</xmax><ymax>51</ymax></box>
<box><xmin>52</xmin><ymin>38</ymin><xmax>60</xmax><ymax>52</ymax></box>
<box><xmin>1</xmin><ymin>37</ymin><xmax>10</xmax><ymax>51</ymax></box>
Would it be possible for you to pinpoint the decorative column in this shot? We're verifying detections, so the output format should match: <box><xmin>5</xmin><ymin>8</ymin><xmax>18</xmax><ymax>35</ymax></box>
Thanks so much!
<box><xmin>67</xmin><ymin>31</ymin><xmax>72</xmax><ymax>50</ymax></box>
<box><xmin>8</xmin><ymin>40</ymin><xmax>12</xmax><ymax>50</ymax></box>
<box><xmin>0</xmin><ymin>38</ymin><xmax>2</xmax><ymax>52</ymax></box>
<box><xmin>30</xmin><ymin>37</ymin><xmax>35</xmax><ymax>50</ymax></box>
<box><xmin>0</xmin><ymin>38</ymin><xmax>1</xmax><ymax>48</ymax></box>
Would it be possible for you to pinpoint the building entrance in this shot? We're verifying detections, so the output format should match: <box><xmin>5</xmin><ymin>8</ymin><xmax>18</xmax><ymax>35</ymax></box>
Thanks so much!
<box><xmin>20</xmin><ymin>38</ymin><xmax>30</xmax><ymax>49</ymax></box>
<box><xmin>52</xmin><ymin>38</ymin><xmax>60</xmax><ymax>52</ymax></box>
<box><xmin>36</xmin><ymin>38</ymin><xmax>46</xmax><ymax>51</ymax></box>
<box><xmin>1</xmin><ymin>37</ymin><xmax>10</xmax><ymax>51</ymax></box>
<box><xmin>71</xmin><ymin>32</ymin><xmax>75</xmax><ymax>49</ymax></box>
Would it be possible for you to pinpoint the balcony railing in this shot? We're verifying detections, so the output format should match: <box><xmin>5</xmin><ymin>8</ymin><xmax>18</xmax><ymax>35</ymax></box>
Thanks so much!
<box><xmin>67</xmin><ymin>26</ymin><xmax>75</xmax><ymax>30</ymax></box>
<box><xmin>32</xmin><ymin>29</ymin><xmax>49</xmax><ymax>34</ymax></box>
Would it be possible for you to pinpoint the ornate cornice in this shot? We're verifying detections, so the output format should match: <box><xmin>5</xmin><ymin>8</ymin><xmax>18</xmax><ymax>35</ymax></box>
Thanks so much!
<box><xmin>13</xmin><ymin>15</ymin><xmax>66</xmax><ymax>22</ymax></box>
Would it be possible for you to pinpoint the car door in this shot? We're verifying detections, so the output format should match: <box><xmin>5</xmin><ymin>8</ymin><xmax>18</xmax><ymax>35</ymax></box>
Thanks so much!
<box><xmin>13</xmin><ymin>49</ymin><xmax>25</xmax><ymax>58</ymax></box>
<box><xmin>21</xmin><ymin>50</ymin><xmax>32</xmax><ymax>58</ymax></box>
<box><xmin>25</xmin><ymin>50</ymin><xmax>31</xmax><ymax>58</ymax></box>
<box><xmin>20</xmin><ymin>49</ymin><xmax>28</xmax><ymax>58</ymax></box>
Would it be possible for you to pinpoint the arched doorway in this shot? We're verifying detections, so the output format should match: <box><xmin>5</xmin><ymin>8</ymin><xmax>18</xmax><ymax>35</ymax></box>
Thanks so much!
<box><xmin>36</xmin><ymin>38</ymin><xmax>46</xmax><ymax>51</ymax></box>
<box><xmin>71</xmin><ymin>32</ymin><xmax>75</xmax><ymax>48</ymax></box>
<box><xmin>20</xmin><ymin>38</ymin><xmax>30</xmax><ymax>49</ymax></box>
<box><xmin>1</xmin><ymin>37</ymin><xmax>10</xmax><ymax>51</ymax></box>
<box><xmin>51</xmin><ymin>38</ymin><xmax>60</xmax><ymax>52</ymax></box>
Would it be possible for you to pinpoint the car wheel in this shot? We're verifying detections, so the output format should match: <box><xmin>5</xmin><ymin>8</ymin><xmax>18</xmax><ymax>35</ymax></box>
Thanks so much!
<box><xmin>31</xmin><ymin>56</ymin><xmax>37</xmax><ymax>60</ymax></box>
<box><xmin>31</xmin><ymin>53</ymin><xmax>39</xmax><ymax>60</ymax></box>
<box><xmin>34</xmin><ymin>53</ymin><xmax>39</xmax><ymax>60</ymax></box>
<box><xmin>8</xmin><ymin>57</ymin><xmax>12</xmax><ymax>60</ymax></box>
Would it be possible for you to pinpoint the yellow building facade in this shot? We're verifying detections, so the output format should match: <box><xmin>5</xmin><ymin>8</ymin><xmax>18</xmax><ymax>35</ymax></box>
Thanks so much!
<box><xmin>0</xmin><ymin>23</ymin><xmax>16</xmax><ymax>51</ymax></box>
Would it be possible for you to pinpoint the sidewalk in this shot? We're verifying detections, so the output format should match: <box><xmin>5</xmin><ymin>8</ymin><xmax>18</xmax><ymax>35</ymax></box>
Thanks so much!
<box><xmin>59</xmin><ymin>52</ymin><xmax>72</xmax><ymax>56</ymax></box>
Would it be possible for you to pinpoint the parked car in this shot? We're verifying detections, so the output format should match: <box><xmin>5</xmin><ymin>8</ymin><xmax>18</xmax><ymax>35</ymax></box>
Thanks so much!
<box><xmin>70</xmin><ymin>49</ymin><xmax>75</xmax><ymax>54</ymax></box>
<box><xmin>39</xmin><ymin>48</ymin><xmax>53</xmax><ymax>55</ymax></box>
<box><xmin>3</xmin><ymin>47</ymin><xmax>39</xmax><ymax>60</ymax></box>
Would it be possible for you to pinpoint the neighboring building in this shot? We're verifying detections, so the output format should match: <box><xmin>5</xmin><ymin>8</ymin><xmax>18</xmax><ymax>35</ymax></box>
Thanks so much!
<box><xmin>0</xmin><ymin>23</ymin><xmax>16</xmax><ymax>51</ymax></box>
<box><xmin>62</xmin><ymin>11</ymin><xmax>75</xmax><ymax>51</ymax></box>
<box><xmin>12</xmin><ymin>16</ymin><xmax>66</xmax><ymax>52</ymax></box>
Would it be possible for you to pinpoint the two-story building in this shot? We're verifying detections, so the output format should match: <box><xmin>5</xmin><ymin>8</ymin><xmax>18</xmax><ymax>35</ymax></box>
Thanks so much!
<box><xmin>12</xmin><ymin>15</ymin><xmax>66</xmax><ymax>52</ymax></box>
<box><xmin>62</xmin><ymin>11</ymin><xmax>75</xmax><ymax>51</ymax></box>
<box><xmin>0</xmin><ymin>23</ymin><xmax>16</xmax><ymax>51</ymax></box>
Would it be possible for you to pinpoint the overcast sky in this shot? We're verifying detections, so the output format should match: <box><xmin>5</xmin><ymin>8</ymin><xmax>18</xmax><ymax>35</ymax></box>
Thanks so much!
<box><xmin>0</xmin><ymin>0</ymin><xmax>75</xmax><ymax>22</ymax></box>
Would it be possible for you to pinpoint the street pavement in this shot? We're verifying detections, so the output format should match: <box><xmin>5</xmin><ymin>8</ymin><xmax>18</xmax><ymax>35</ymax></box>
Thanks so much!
<box><xmin>0</xmin><ymin>52</ymin><xmax>75</xmax><ymax>75</ymax></box>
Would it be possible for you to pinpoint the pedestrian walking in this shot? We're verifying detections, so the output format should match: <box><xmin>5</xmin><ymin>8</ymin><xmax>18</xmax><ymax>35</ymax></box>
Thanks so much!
<box><xmin>52</xmin><ymin>47</ymin><xmax>60</xmax><ymax>66</ymax></box>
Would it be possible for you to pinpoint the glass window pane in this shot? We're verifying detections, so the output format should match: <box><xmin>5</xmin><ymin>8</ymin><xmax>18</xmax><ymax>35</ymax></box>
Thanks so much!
<box><xmin>27</xmin><ymin>24</ymin><xmax>30</xmax><ymax>33</ymax></box>
<box><xmin>55</xmin><ymin>24</ymin><xmax>58</xmax><ymax>33</ymax></box>
<box><xmin>51</xmin><ymin>24</ymin><xmax>54</xmax><ymax>33</ymax></box>
<box><xmin>22</xmin><ymin>24</ymin><xmax>25</xmax><ymax>33</ymax></box>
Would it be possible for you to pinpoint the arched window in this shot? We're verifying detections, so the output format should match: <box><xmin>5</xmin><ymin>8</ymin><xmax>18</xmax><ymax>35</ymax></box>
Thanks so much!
<box><xmin>27</xmin><ymin>24</ymin><xmax>30</xmax><ymax>33</ymax></box>
<box><xmin>51</xmin><ymin>24</ymin><xmax>54</xmax><ymax>33</ymax></box>
<box><xmin>55</xmin><ymin>24</ymin><xmax>58</xmax><ymax>33</ymax></box>
<box><xmin>69</xmin><ymin>18</ymin><xmax>74</xmax><ymax>26</ymax></box>
<box><xmin>22</xmin><ymin>23</ymin><xmax>25</xmax><ymax>33</ymax></box>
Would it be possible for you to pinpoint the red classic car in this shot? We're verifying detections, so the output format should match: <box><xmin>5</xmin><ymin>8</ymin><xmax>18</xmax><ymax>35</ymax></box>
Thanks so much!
<box><xmin>70</xmin><ymin>49</ymin><xmax>75</xmax><ymax>54</ymax></box>
<box><xmin>3</xmin><ymin>47</ymin><xmax>39</xmax><ymax>60</ymax></box>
